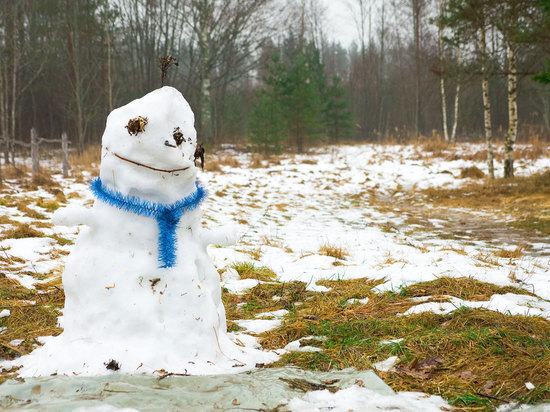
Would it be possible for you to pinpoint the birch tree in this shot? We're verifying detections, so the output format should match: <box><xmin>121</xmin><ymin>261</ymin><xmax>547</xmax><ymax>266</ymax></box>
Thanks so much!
<box><xmin>495</xmin><ymin>0</ymin><xmax>544</xmax><ymax>178</ymax></box>
<box><xmin>445</xmin><ymin>0</ymin><xmax>496</xmax><ymax>178</ymax></box>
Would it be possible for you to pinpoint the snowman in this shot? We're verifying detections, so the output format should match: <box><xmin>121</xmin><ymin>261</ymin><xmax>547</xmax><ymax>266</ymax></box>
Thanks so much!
<box><xmin>17</xmin><ymin>87</ymin><xmax>276</xmax><ymax>376</ymax></box>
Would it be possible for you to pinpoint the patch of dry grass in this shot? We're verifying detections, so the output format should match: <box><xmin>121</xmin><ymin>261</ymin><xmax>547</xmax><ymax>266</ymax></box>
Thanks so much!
<box><xmin>216</xmin><ymin>154</ymin><xmax>241</xmax><ymax>168</ymax></box>
<box><xmin>318</xmin><ymin>243</ymin><xmax>349</xmax><ymax>260</ymax></box>
<box><xmin>460</xmin><ymin>166</ymin><xmax>485</xmax><ymax>179</ymax></box>
<box><xmin>0</xmin><ymin>275</ymin><xmax>64</xmax><ymax>383</ymax></box>
<box><xmin>69</xmin><ymin>144</ymin><xmax>101</xmax><ymax>171</ymax></box>
<box><xmin>493</xmin><ymin>246</ymin><xmax>525</xmax><ymax>259</ymax></box>
<box><xmin>398</xmin><ymin>276</ymin><xmax>534</xmax><ymax>301</ymax></box>
<box><xmin>1</xmin><ymin>225</ymin><xmax>45</xmax><ymax>240</ymax></box>
<box><xmin>515</xmin><ymin>135</ymin><xmax>547</xmax><ymax>160</ymax></box>
<box><xmin>35</xmin><ymin>198</ymin><xmax>61</xmax><ymax>212</ymax></box>
<box><xmin>261</xmin><ymin>235</ymin><xmax>283</xmax><ymax>248</ymax></box>
<box><xmin>232</xmin><ymin>276</ymin><xmax>550</xmax><ymax>410</ymax></box>
<box><xmin>232</xmin><ymin>261</ymin><xmax>277</xmax><ymax>281</ymax></box>
<box><xmin>421</xmin><ymin>170</ymin><xmax>550</xmax><ymax>236</ymax></box>
<box><xmin>249</xmin><ymin>155</ymin><xmax>265</xmax><ymax>169</ymax></box>
<box><xmin>419</xmin><ymin>136</ymin><xmax>454</xmax><ymax>157</ymax></box>
<box><xmin>1</xmin><ymin>164</ymin><xmax>28</xmax><ymax>180</ymax></box>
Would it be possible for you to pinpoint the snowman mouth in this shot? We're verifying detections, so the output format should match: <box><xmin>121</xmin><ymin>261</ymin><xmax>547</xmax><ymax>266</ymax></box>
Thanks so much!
<box><xmin>106</xmin><ymin>147</ymin><xmax>190</xmax><ymax>173</ymax></box>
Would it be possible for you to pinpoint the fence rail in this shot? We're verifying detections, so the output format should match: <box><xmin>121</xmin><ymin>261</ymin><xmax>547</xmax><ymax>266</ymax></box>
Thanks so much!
<box><xmin>0</xmin><ymin>128</ymin><xmax>71</xmax><ymax>184</ymax></box>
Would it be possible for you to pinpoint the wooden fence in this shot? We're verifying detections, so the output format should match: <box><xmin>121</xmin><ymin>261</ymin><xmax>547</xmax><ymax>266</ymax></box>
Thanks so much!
<box><xmin>0</xmin><ymin>128</ymin><xmax>70</xmax><ymax>184</ymax></box>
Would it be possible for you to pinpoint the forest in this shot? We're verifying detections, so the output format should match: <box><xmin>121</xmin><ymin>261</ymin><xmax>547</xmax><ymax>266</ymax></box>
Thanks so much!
<box><xmin>0</xmin><ymin>0</ymin><xmax>549</xmax><ymax>158</ymax></box>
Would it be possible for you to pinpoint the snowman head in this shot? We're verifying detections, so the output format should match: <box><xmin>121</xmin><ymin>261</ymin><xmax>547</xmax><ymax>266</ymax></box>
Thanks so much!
<box><xmin>99</xmin><ymin>87</ymin><xmax>199</xmax><ymax>203</ymax></box>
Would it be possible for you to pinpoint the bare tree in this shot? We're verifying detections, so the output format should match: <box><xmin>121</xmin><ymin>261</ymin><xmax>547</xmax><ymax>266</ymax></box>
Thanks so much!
<box><xmin>185</xmin><ymin>0</ymin><xmax>276</xmax><ymax>143</ymax></box>
<box><xmin>0</xmin><ymin>2</ymin><xmax>43</xmax><ymax>162</ymax></box>
<box><xmin>411</xmin><ymin>0</ymin><xmax>427</xmax><ymax>138</ymax></box>
<box><xmin>438</xmin><ymin>0</ymin><xmax>461</xmax><ymax>143</ymax></box>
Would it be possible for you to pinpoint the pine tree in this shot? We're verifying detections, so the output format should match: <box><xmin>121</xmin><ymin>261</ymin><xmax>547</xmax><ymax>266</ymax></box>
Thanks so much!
<box><xmin>324</xmin><ymin>76</ymin><xmax>353</xmax><ymax>142</ymax></box>
<box><xmin>248</xmin><ymin>89</ymin><xmax>286</xmax><ymax>154</ymax></box>
<box><xmin>249</xmin><ymin>42</ymin><xmax>329</xmax><ymax>153</ymax></box>
<box><xmin>533</xmin><ymin>0</ymin><xmax>550</xmax><ymax>84</ymax></box>
<box><xmin>248</xmin><ymin>52</ymin><xmax>287</xmax><ymax>153</ymax></box>
<box><xmin>282</xmin><ymin>43</ymin><xmax>326</xmax><ymax>152</ymax></box>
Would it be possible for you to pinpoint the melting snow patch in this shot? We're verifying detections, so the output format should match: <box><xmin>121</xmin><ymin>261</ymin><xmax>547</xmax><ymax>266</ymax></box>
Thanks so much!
<box><xmin>222</xmin><ymin>278</ymin><xmax>261</xmax><ymax>294</ymax></box>
<box><xmin>284</xmin><ymin>339</ymin><xmax>322</xmax><ymax>353</ymax></box>
<box><xmin>306</xmin><ymin>282</ymin><xmax>331</xmax><ymax>292</ymax></box>
<box><xmin>347</xmin><ymin>297</ymin><xmax>369</xmax><ymax>305</ymax></box>
<box><xmin>286</xmin><ymin>385</ymin><xmax>450</xmax><ymax>412</ymax></box>
<box><xmin>0</xmin><ymin>309</ymin><xmax>10</xmax><ymax>318</ymax></box>
<box><xmin>379</xmin><ymin>338</ymin><xmax>404</xmax><ymax>345</ymax></box>
<box><xmin>255</xmin><ymin>309</ymin><xmax>288</xmax><ymax>319</ymax></box>
<box><xmin>235</xmin><ymin>318</ymin><xmax>282</xmax><ymax>334</ymax></box>
<box><xmin>372</xmin><ymin>356</ymin><xmax>399</xmax><ymax>372</ymax></box>
<box><xmin>402</xmin><ymin>293</ymin><xmax>550</xmax><ymax>319</ymax></box>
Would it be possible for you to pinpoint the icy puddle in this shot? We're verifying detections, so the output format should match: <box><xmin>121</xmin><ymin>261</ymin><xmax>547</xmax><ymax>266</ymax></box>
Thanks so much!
<box><xmin>0</xmin><ymin>367</ymin><xmax>397</xmax><ymax>411</ymax></box>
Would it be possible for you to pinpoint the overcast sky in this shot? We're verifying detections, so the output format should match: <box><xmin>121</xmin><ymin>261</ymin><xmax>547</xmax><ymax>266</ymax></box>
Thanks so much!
<box><xmin>321</xmin><ymin>0</ymin><xmax>359</xmax><ymax>46</ymax></box>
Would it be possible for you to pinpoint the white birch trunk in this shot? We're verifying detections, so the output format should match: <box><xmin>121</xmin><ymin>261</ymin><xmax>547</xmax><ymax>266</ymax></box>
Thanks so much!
<box><xmin>106</xmin><ymin>20</ymin><xmax>113</xmax><ymax>112</ymax></box>
<box><xmin>450</xmin><ymin>48</ymin><xmax>461</xmax><ymax>144</ymax></box>
<box><xmin>438</xmin><ymin>0</ymin><xmax>449</xmax><ymax>142</ymax></box>
<box><xmin>199</xmin><ymin>12</ymin><xmax>212</xmax><ymax>143</ymax></box>
<box><xmin>481</xmin><ymin>25</ymin><xmax>494</xmax><ymax>179</ymax></box>
<box><xmin>504</xmin><ymin>42</ymin><xmax>518</xmax><ymax>178</ymax></box>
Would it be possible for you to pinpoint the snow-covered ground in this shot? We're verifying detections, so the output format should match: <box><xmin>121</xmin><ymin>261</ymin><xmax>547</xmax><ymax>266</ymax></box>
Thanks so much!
<box><xmin>203</xmin><ymin>144</ymin><xmax>550</xmax><ymax>302</ymax></box>
<box><xmin>1</xmin><ymin>143</ymin><xmax>550</xmax><ymax>411</ymax></box>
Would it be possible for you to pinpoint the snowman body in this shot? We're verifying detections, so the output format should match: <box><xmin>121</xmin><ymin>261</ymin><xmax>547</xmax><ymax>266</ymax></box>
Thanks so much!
<box><xmin>17</xmin><ymin>87</ymin><xmax>270</xmax><ymax>376</ymax></box>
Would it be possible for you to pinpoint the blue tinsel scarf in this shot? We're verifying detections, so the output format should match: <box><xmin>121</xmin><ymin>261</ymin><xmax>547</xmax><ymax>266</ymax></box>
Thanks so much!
<box><xmin>90</xmin><ymin>177</ymin><xmax>206</xmax><ymax>268</ymax></box>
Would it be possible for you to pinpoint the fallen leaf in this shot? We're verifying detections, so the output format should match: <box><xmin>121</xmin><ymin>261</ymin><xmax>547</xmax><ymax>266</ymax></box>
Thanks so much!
<box><xmin>481</xmin><ymin>380</ymin><xmax>495</xmax><ymax>394</ymax></box>
<box><xmin>31</xmin><ymin>385</ymin><xmax>41</xmax><ymax>394</ymax></box>
<box><xmin>396</xmin><ymin>357</ymin><xmax>444</xmax><ymax>379</ymax></box>
<box><xmin>459</xmin><ymin>370</ymin><xmax>475</xmax><ymax>380</ymax></box>
<box><xmin>232</xmin><ymin>398</ymin><xmax>240</xmax><ymax>406</ymax></box>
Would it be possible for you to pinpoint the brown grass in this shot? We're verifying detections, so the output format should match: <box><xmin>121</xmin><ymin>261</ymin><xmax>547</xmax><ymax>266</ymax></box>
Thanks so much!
<box><xmin>460</xmin><ymin>166</ymin><xmax>485</xmax><ymax>179</ymax></box>
<box><xmin>318</xmin><ymin>243</ymin><xmax>350</xmax><ymax>260</ymax></box>
<box><xmin>232</xmin><ymin>262</ymin><xmax>277</xmax><ymax>281</ymax></box>
<box><xmin>399</xmin><ymin>276</ymin><xmax>534</xmax><ymax>301</ymax></box>
<box><xmin>249</xmin><ymin>155</ymin><xmax>265</xmax><ymax>169</ymax></box>
<box><xmin>493</xmin><ymin>246</ymin><xmax>525</xmax><ymax>259</ymax></box>
<box><xmin>215</xmin><ymin>154</ymin><xmax>241</xmax><ymax>168</ymax></box>
<box><xmin>420</xmin><ymin>170</ymin><xmax>550</xmax><ymax>235</ymax></box>
<box><xmin>420</xmin><ymin>136</ymin><xmax>454</xmax><ymax>157</ymax></box>
<box><xmin>261</xmin><ymin>235</ymin><xmax>283</xmax><ymax>248</ymax></box>
<box><xmin>1</xmin><ymin>225</ymin><xmax>45</xmax><ymax>240</ymax></box>
<box><xmin>1</xmin><ymin>164</ymin><xmax>28</xmax><ymax>180</ymax></box>
<box><xmin>69</xmin><ymin>144</ymin><xmax>101</xmax><ymax>168</ymax></box>
<box><xmin>0</xmin><ymin>275</ymin><xmax>64</xmax><ymax>383</ymax></box>
<box><xmin>515</xmin><ymin>135</ymin><xmax>547</xmax><ymax>160</ymax></box>
<box><xmin>226</xmin><ymin>276</ymin><xmax>550</xmax><ymax>410</ymax></box>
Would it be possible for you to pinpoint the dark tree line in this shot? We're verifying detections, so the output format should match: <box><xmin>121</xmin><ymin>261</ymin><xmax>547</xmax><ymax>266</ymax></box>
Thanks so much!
<box><xmin>0</xmin><ymin>0</ymin><xmax>548</xmax><ymax>164</ymax></box>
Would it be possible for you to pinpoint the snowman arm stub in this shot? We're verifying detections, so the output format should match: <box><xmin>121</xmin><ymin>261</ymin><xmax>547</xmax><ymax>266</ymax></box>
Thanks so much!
<box><xmin>199</xmin><ymin>224</ymin><xmax>238</xmax><ymax>247</ymax></box>
<box><xmin>52</xmin><ymin>204</ymin><xmax>96</xmax><ymax>227</ymax></box>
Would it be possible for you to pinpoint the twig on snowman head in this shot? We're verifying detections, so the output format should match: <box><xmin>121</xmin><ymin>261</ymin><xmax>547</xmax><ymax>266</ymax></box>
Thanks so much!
<box><xmin>158</xmin><ymin>55</ymin><xmax>179</xmax><ymax>87</ymax></box>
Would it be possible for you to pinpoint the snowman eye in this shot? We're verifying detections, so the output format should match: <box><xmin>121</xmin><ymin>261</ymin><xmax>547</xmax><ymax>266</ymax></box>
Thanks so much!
<box><xmin>173</xmin><ymin>127</ymin><xmax>184</xmax><ymax>146</ymax></box>
<box><xmin>125</xmin><ymin>116</ymin><xmax>148</xmax><ymax>135</ymax></box>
